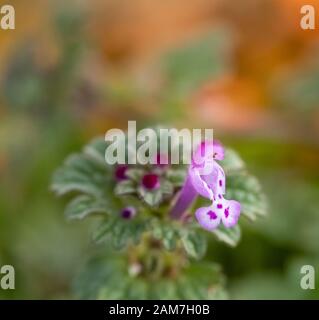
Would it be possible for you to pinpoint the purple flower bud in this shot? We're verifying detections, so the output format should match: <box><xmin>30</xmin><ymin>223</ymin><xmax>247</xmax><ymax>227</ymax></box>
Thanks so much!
<box><xmin>115</xmin><ymin>165</ymin><xmax>128</xmax><ymax>181</ymax></box>
<box><xmin>121</xmin><ymin>206</ymin><xmax>136</xmax><ymax>219</ymax></box>
<box><xmin>142</xmin><ymin>173</ymin><xmax>160</xmax><ymax>190</ymax></box>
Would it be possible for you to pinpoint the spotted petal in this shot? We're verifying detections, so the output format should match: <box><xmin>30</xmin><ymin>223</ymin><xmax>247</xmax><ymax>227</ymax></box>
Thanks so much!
<box><xmin>195</xmin><ymin>205</ymin><xmax>221</xmax><ymax>231</ymax></box>
<box><xmin>212</xmin><ymin>196</ymin><xmax>241</xmax><ymax>228</ymax></box>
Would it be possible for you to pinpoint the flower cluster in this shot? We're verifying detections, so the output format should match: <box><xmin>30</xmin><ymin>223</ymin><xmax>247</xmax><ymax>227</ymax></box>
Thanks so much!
<box><xmin>114</xmin><ymin>139</ymin><xmax>241</xmax><ymax>232</ymax></box>
<box><xmin>51</xmin><ymin>130</ymin><xmax>267</xmax><ymax>298</ymax></box>
<box><xmin>52</xmin><ymin>131</ymin><xmax>266</xmax><ymax>256</ymax></box>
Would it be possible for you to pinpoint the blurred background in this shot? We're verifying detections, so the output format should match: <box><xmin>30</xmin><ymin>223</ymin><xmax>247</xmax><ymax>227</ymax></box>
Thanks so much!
<box><xmin>1</xmin><ymin>0</ymin><xmax>319</xmax><ymax>299</ymax></box>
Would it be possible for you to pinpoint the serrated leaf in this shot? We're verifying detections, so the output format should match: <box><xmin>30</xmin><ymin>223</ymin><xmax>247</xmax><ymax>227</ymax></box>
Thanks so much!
<box><xmin>212</xmin><ymin>224</ymin><xmax>241</xmax><ymax>247</ymax></box>
<box><xmin>83</xmin><ymin>137</ymin><xmax>108</xmax><ymax>169</ymax></box>
<box><xmin>111</xmin><ymin>218</ymin><xmax>147</xmax><ymax>250</ymax></box>
<box><xmin>114</xmin><ymin>180</ymin><xmax>136</xmax><ymax>196</ymax></box>
<box><xmin>160</xmin><ymin>180</ymin><xmax>174</xmax><ymax>197</ymax></box>
<box><xmin>65</xmin><ymin>195</ymin><xmax>109</xmax><ymax>220</ymax></box>
<box><xmin>162</xmin><ymin>227</ymin><xmax>178</xmax><ymax>250</ymax></box>
<box><xmin>51</xmin><ymin>153</ymin><xmax>110</xmax><ymax>197</ymax></box>
<box><xmin>226</xmin><ymin>173</ymin><xmax>267</xmax><ymax>220</ymax></box>
<box><xmin>180</xmin><ymin>262</ymin><xmax>227</xmax><ymax>299</ymax></box>
<box><xmin>181</xmin><ymin>230</ymin><xmax>207</xmax><ymax>259</ymax></box>
<box><xmin>151</xmin><ymin>219</ymin><xmax>164</xmax><ymax>240</ymax></box>
<box><xmin>93</xmin><ymin>217</ymin><xmax>148</xmax><ymax>248</ymax></box>
<box><xmin>51</xmin><ymin>171</ymin><xmax>104</xmax><ymax>196</ymax></box>
<box><xmin>125</xmin><ymin>168</ymin><xmax>144</xmax><ymax>182</ymax></box>
<box><xmin>112</xmin><ymin>220</ymin><xmax>131</xmax><ymax>249</ymax></box>
<box><xmin>92</xmin><ymin>218</ymin><xmax>116</xmax><ymax>243</ymax></box>
<box><xmin>166</xmin><ymin>169</ymin><xmax>187</xmax><ymax>187</ymax></box>
<box><xmin>138</xmin><ymin>187</ymin><xmax>163</xmax><ymax>207</ymax></box>
<box><xmin>64</xmin><ymin>154</ymin><xmax>106</xmax><ymax>175</ymax></box>
<box><xmin>221</xmin><ymin>148</ymin><xmax>245</xmax><ymax>174</ymax></box>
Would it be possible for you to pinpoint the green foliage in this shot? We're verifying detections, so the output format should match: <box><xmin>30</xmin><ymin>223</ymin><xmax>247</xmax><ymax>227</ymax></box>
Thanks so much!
<box><xmin>212</xmin><ymin>225</ymin><xmax>241</xmax><ymax>248</ymax></box>
<box><xmin>73</xmin><ymin>255</ymin><xmax>227</xmax><ymax>300</ymax></box>
<box><xmin>65</xmin><ymin>195</ymin><xmax>110</xmax><ymax>220</ymax></box>
<box><xmin>52</xmin><ymin>137</ymin><xmax>266</xmax><ymax>250</ymax></box>
<box><xmin>51</xmin><ymin>133</ymin><xmax>267</xmax><ymax>299</ymax></box>
<box><xmin>93</xmin><ymin>217</ymin><xmax>149</xmax><ymax>249</ymax></box>
<box><xmin>222</xmin><ymin>148</ymin><xmax>267</xmax><ymax>221</ymax></box>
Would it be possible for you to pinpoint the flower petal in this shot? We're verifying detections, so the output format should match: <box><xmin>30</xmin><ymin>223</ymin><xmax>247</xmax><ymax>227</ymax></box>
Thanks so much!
<box><xmin>202</xmin><ymin>161</ymin><xmax>226</xmax><ymax>197</ymax></box>
<box><xmin>170</xmin><ymin>175</ymin><xmax>198</xmax><ymax>219</ymax></box>
<box><xmin>213</xmin><ymin>197</ymin><xmax>241</xmax><ymax>228</ymax></box>
<box><xmin>189</xmin><ymin>166</ymin><xmax>214</xmax><ymax>199</ymax></box>
<box><xmin>192</xmin><ymin>141</ymin><xmax>214</xmax><ymax>168</ymax></box>
<box><xmin>195</xmin><ymin>205</ymin><xmax>221</xmax><ymax>231</ymax></box>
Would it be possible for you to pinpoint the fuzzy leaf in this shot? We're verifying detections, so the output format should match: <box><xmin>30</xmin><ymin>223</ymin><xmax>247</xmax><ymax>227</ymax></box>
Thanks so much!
<box><xmin>160</xmin><ymin>180</ymin><xmax>174</xmax><ymax>197</ymax></box>
<box><xmin>114</xmin><ymin>180</ymin><xmax>136</xmax><ymax>196</ymax></box>
<box><xmin>51</xmin><ymin>153</ymin><xmax>110</xmax><ymax>197</ymax></box>
<box><xmin>125</xmin><ymin>168</ymin><xmax>144</xmax><ymax>182</ymax></box>
<box><xmin>75</xmin><ymin>256</ymin><xmax>226</xmax><ymax>299</ymax></box>
<box><xmin>83</xmin><ymin>137</ymin><xmax>109</xmax><ymax>169</ymax></box>
<box><xmin>221</xmin><ymin>148</ymin><xmax>245</xmax><ymax>174</ymax></box>
<box><xmin>65</xmin><ymin>195</ymin><xmax>110</xmax><ymax>220</ymax></box>
<box><xmin>92</xmin><ymin>219</ymin><xmax>115</xmax><ymax>244</ymax></box>
<box><xmin>93</xmin><ymin>217</ymin><xmax>148</xmax><ymax>249</ymax></box>
<box><xmin>226</xmin><ymin>173</ymin><xmax>267</xmax><ymax>220</ymax></box>
<box><xmin>212</xmin><ymin>224</ymin><xmax>241</xmax><ymax>247</ymax></box>
<box><xmin>138</xmin><ymin>187</ymin><xmax>163</xmax><ymax>207</ymax></box>
<box><xmin>181</xmin><ymin>230</ymin><xmax>207</xmax><ymax>259</ymax></box>
<box><xmin>162</xmin><ymin>227</ymin><xmax>178</xmax><ymax>250</ymax></box>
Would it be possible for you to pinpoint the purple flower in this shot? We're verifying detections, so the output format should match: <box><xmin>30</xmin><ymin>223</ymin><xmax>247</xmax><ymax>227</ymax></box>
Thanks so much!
<box><xmin>115</xmin><ymin>165</ymin><xmax>128</xmax><ymax>181</ymax></box>
<box><xmin>142</xmin><ymin>173</ymin><xmax>160</xmax><ymax>190</ymax></box>
<box><xmin>121</xmin><ymin>206</ymin><xmax>136</xmax><ymax>219</ymax></box>
<box><xmin>195</xmin><ymin>198</ymin><xmax>241</xmax><ymax>230</ymax></box>
<box><xmin>170</xmin><ymin>140</ymin><xmax>241</xmax><ymax>230</ymax></box>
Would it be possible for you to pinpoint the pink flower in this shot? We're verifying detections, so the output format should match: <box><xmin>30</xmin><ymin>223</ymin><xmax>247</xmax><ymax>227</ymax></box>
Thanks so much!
<box><xmin>121</xmin><ymin>207</ymin><xmax>136</xmax><ymax>219</ymax></box>
<box><xmin>115</xmin><ymin>165</ymin><xmax>129</xmax><ymax>181</ymax></box>
<box><xmin>170</xmin><ymin>140</ymin><xmax>241</xmax><ymax>230</ymax></box>
<box><xmin>142</xmin><ymin>173</ymin><xmax>160</xmax><ymax>190</ymax></box>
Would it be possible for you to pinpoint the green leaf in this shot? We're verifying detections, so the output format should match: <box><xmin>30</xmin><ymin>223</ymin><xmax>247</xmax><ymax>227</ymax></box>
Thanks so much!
<box><xmin>93</xmin><ymin>217</ymin><xmax>148</xmax><ymax>249</ymax></box>
<box><xmin>166</xmin><ymin>169</ymin><xmax>187</xmax><ymax>187</ymax></box>
<box><xmin>112</xmin><ymin>220</ymin><xmax>132</xmax><ymax>249</ymax></box>
<box><xmin>162</xmin><ymin>227</ymin><xmax>178</xmax><ymax>251</ymax></box>
<box><xmin>221</xmin><ymin>148</ymin><xmax>245</xmax><ymax>174</ymax></box>
<box><xmin>83</xmin><ymin>137</ymin><xmax>108</xmax><ymax>169</ymax></box>
<box><xmin>160</xmin><ymin>180</ymin><xmax>174</xmax><ymax>197</ymax></box>
<box><xmin>65</xmin><ymin>195</ymin><xmax>110</xmax><ymax>220</ymax></box>
<box><xmin>226</xmin><ymin>173</ymin><xmax>267</xmax><ymax>220</ymax></box>
<box><xmin>74</xmin><ymin>256</ymin><xmax>227</xmax><ymax>299</ymax></box>
<box><xmin>180</xmin><ymin>262</ymin><xmax>227</xmax><ymax>299</ymax></box>
<box><xmin>212</xmin><ymin>224</ymin><xmax>241</xmax><ymax>247</ymax></box>
<box><xmin>92</xmin><ymin>218</ymin><xmax>116</xmax><ymax>243</ymax></box>
<box><xmin>51</xmin><ymin>153</ymin><xmax>110</xmax><ymax>197</ymax></box>
<box><xmin>181</xmin><ymin>230</ymin><xmax>207</xmax><ymax>259</ymax></box>
<box><xmin>114</xmin><ymin>180</ymin><xmax>136</xmax><ymax>196</ymax></box>
<box><xmin>138</xmin><ymin>187</ymin><xmax>163</xmax><ymax>207</ymax></box>
<box><xmin>125</xmin><ymin>168</ymin><xmax>144</xmax><ymax>182</ymax></box>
